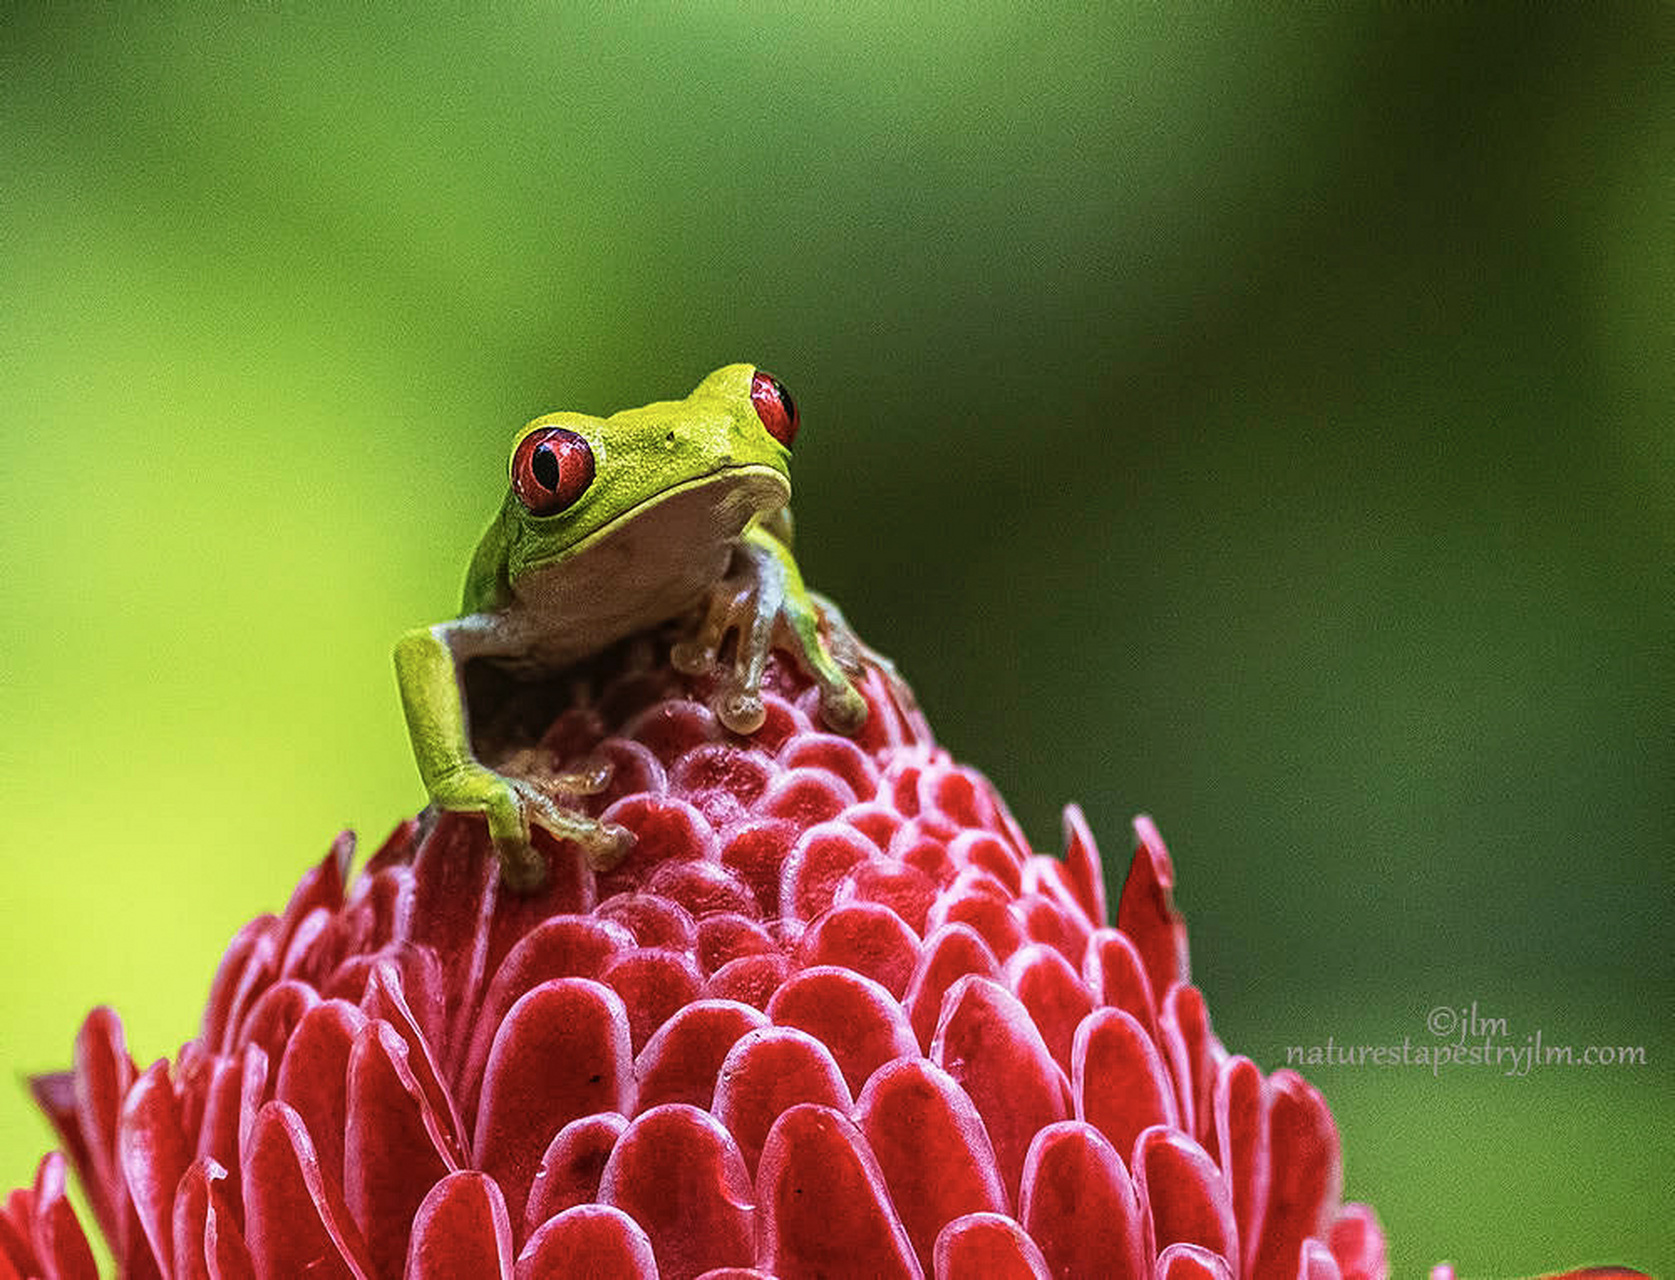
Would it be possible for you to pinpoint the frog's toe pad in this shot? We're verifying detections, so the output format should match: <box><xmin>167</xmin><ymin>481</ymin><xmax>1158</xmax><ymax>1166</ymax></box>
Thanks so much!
<box><xmin>669</xmin><ymin>639</ymin><xmax>714</xmax><ymax>675</ymax></box>
<box><xmin>492</xmin><ymin>836</ymin><xmax>550</xmax><ymax>895</ymax></box>
<box><xmin>716</xmin><ymin>687</ymin><xmax>767</xmax><ymax>736</ymax></box>
<box><xmin>583</xmin><ymin>822</ymin><xmax>635</xmax><ymax>873</ymax></box>
<box><xmin>819</xmin><ymin>682</ymin><xmax>869</xmax><ymax>735</ymax></box>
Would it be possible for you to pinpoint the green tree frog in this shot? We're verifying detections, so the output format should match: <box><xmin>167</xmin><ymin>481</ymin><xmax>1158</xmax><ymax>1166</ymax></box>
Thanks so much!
<box><xmin>394</xmin><ymin>364</ymin><xmax>867</xmax><ymax>891</ymax></box>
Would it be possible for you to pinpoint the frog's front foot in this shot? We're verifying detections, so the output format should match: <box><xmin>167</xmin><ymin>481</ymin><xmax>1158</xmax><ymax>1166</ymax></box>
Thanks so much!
<box><xmin>436</xmin><ymin>764</ymin><xmax>633</xmax><ymax>892</ymax></box>
<box><xmin>672</xmin><ymin>542</ymin><xmax>866</xmax><ymax>737</ymax></box>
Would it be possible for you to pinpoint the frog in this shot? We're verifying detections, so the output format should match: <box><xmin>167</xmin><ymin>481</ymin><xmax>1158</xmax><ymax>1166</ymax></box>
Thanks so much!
<box><xmin>394</xmin><ymin>363</ymin><xmax>868</xmax><ymax>892</ymax></box>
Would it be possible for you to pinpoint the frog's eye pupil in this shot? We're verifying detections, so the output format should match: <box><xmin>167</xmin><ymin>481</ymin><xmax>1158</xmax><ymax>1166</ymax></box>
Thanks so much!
<box><xmin>512</xmin><ymin>427</ymin><xmax>594</xmax><ymax>515</ymax></box>
<box><xmin>532</xmin><ymin>444</ymin><xmax>561</xmax><ymax>490</ymax></box>
<box><xmin>750</xmin><ymin>369</ymin><xmax>799</xmax><ymax>448</ymax></box>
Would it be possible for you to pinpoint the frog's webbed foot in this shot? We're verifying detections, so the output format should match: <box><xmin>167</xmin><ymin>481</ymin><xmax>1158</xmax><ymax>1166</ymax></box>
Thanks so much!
<box><xmin>436</xmin><ymin>763</ymin><xmax>633</xmax><ymax>893</ymax></box>
<box><xmin>672</xmin><ymin>529</ymin><xmax>867</xmax><ymax>736</ymax></box>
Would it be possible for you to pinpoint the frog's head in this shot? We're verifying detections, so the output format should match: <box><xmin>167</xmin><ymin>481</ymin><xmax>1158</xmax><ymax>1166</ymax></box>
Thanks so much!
<box><xmin>499</xmin><ymin>363</ymin><xmax>799</xmax><ymax>583</ymax></box>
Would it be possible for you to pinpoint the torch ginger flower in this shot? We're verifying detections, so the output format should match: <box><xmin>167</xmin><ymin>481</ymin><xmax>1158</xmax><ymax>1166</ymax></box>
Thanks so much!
<box><xmin>12</xmin><ymin>637</ymin><xmax>1389</xmax><ymax>1279</ymax></box>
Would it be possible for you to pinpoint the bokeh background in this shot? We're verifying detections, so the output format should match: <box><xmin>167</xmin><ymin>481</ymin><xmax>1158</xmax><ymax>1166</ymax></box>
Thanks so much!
<box><xmin>3</xmin><ymin>5</ymin><xmax>1670</xmax><ymax>1274</ymax></box>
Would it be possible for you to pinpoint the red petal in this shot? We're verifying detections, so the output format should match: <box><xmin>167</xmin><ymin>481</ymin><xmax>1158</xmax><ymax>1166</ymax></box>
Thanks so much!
<box><xmin>1018</xmin><ymin>1121</ymin><xmax>1148</xmax><ymax>1280</ymax></box>
<box><xmin>1082</xmin><ymin>928</ymin><xmax>1161</xmax><ymax>1040</ymax></box>
<box><xmin>756</xmin><ymin>1104</ymin><xmax>920</xmax><ymax>1280</ymax></box>
<box><xmin>696</xmin><ymin>914</ymin><xmax>777</xmax><ymax>975</ymax></box>
<box><xmin>596</xmin><ymin>892</ymin><xmax>699</xmax><ymax>952</ymax></box>
<box><xmin>719</xmin><ymin>818</ymin><xmax>800</xmax><ymax>916</ymax></box>
<box><xmin>1072</xmin><ymin>1008</ymin><xmax>1179</xmax><ymax>1163</ymax></box>
<box><xmin>1116</xmin><ymin>816</ymin><xmax>1190</xmax><ymax>1001</ymax></box>
<box><xmin>600</xmin><ymin>1104</ymin><xmax>755</xmax><ymax>1280</ymax></box>
<box><xmin>646</xmin><ymin>859</ymin><xmax>760</xmax><ymax>920</ymax></box>
<box><xmin>29</xmin><ymin>1152</ymin><xmax>99</xmax><ymax>1280</ymax></box>
<box><xmin>1061</xmin><ymin>804</ymin><xmax>1109</xmax><ymax>929</ymax></box>
<box><xmin>275</xmin><ymin>999</ymin><xmax>369</xmax><ymax>1192</ymax></box>
<box><xmin>405</xmin><ymin>1171</ymin><xmax>514</xmax><ymax>1280</ymax></box>
<box><xmin>1159</xmin><ymin>985</ymin><xmax>1220</xmax><ymax>1150</ymax></box>
<box><xmin>767</xmin><ymin>966</ymin><xmax>918</xmax><ymax>1096</ymax></box>
<box><xmin>778</xmin><ymin>732</ymin><xmax>879</xmax><ymax>801</ymax></box>
<box><xmin>1251</xmin><ymin>1072</ymin><xmax>1343</xmax><ymax>1280</ymax></box>
<box><xmin>472</xmin><ymin>978</ymin><xmax>633</xmax><ymax>1226</ymax></box>
<box><xmin>1212</xmin><ymin>1055</ymin><xmax>1271</xmax><ymax>1279</ymax></box>
<box><xmin>1134</xmin><ymin>1126</ymin><xmax>1237</xmax><ymax>1263</ymax></box>
<box><xmin>781</xmin><ymin>823</ymin><xmax>876</xmax><ymax>922</ymax></box>
<box><xmin>949</xmin><ymin>831</ymin><xmax>1023</xmax><ymax>895</ymax></box>
<box><xmin>758</xmin><ymin>766</ymin><xmax>856</xmax><ymax>830</ymax></box>
<box><xmin>522</xmin><ymin>1113</ymin><xmax>628</xmax><ymax>1239</ymax></box>
<box><xmin>456</xmin><ymin>915</ymin><xmax>635</xmax><ymax>1121</ymax></box>
<box><xmin>170</xmin><ymin>1158</ymin><xmax>254</xmax><ymax>1280</ymax></box>
<box><xmin>837</xmin><ymin>858</ymin><xmax>938</xmax><ymax>935</ymax></box>
<box><xmin>359</xmin><ymin>960</ymin><xmax>467</xmax><ymax>1166</ymax></box>
<box><xmin>633</xmin><ymin>1000</ymin><xmax>769</xmax><ymax>1114</ymax></box>
<box><xmin>930</xmin><ymin>976</ymin><xmax>1072</xmax><ymax>1207</ymax></box>
<box><xmin>345</xmin><ymin>1022</ymin><xmax>458</xmax><ymax>1279</ymax></box>
<box><xmin>796</xmin><ymin>902</ymin><xmax>922</xmax><ymax>998</ymax></box>
<box><xmin>516</xmin><ymin>1205</ymin><xmax>656</xmax><ymax>1280</ymax></box>
<box><xmin>1005</xmin><ymin>944</ymin><xmax>1095</xmax><ymax>1074</ymax></box>
<box><xmin>118</xmin><ymin>1060</ymin><xmax>192</xmax><ymax>1275</ymax></box>
<box><xmin>903</xmin><ymin>924</ymin><xmax>1001</xmax><ymax>1053</ymax></box>
<box><xmin>72</xmin><ymin>1006</ymin><xmax>139</xmax><ymax>1248</ymax></box>
<box><xmin>927</xmin><ymin>888</ymin><xmax>1026</xmax><ymax>962</ymax></box>
<box><xmin>1155</xmin><ymin>1242</ymin><xmax>1236</xmax><ymax>1280</ymax></box>
<box><xmin>932</xmin><ymin>1212</ymin><xmax>1050</xmax><ymax>1280</ymax></box>
<box><xmin>855</xmin><ymin>1058</ymin><xmax>1008</xmax><ymax>1273</ymax></box>
<box><xmin>712</xmin><ymin>1026</ymin><xmax>854</xmax><ymax>1176</ymax></box>
<box><xmin>602</xmin><ymin>948</ymin><xmax>706</xmax><ymax>1052</ymax></box>
<box><xmin>704</xmin><ymin>953</ymin><xmax>792</xmax><ymax>1009</ymax></box>
<box><xmin>242</xmin><ymin>1100</ymin><xmax>372</xmax><ymax>1279</ymax></box>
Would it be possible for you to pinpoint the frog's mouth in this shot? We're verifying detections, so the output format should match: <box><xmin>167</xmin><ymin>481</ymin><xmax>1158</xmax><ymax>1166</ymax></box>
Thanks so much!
<box><xmin>515</xmin><ymin>463</ymin><xmax>790</xmax><ymax>576</ymax></box>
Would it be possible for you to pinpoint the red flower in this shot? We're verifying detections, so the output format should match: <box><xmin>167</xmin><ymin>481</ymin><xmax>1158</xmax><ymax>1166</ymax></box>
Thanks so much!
<box><xmin>15</xmin><ymin>639</ymin><xmax>1389</xmax><ymax>1279</ymax></box>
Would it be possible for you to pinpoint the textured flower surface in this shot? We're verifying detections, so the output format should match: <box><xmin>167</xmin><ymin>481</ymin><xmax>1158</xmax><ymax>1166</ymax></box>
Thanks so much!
<box><xmin>13</xmin><ymin>635</ymin><xmax>1393</xmax><ymax>1280</ymax></box>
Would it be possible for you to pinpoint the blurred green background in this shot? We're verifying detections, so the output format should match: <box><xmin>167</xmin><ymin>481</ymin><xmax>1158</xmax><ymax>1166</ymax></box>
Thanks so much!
<box><xmin>3</xmin><ymin>5</ymin><xmax>1670</xmax><ymax>1274</ymax></box>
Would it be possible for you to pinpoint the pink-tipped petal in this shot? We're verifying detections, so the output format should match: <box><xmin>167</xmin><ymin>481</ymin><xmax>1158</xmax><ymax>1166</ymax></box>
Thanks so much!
<box><xmin>856</xmin><ymin>1058</ymin><xmax>1008</xmax><ymax>1272</ymax></box>
<box><xmin>522</xmin><ymin>1113</ymin><xmax>628</xmax><ymax>1239</ymax></box>
<box><xmin>633</xmin><ymin>1000</ymin><xmax>770</xmax><ymax>1114</ymax></box>
<box><xmin>1299</xmin><ymin>1238</ymin><xmax>1344</xmax><ymax>1280</ymax></box>
<box><xmin>1155</xmin><ymin>1242</ymin><xmax>1235</xmax><ymax>1280</ymax></box>
<box><xmin>1251</xmin><ymin>1072</ymin><xmax>1343</xmax><ymax>1280</ymax></box>
<box><xmin>931</xmin><ymin>976</ymin><xmax>1071</xmax><ymax>1207</ymax></box>
<box><xmin>599</xmin><ymin>1104</ymin><xmax>755</xmax><ymax>1280</ymax></box>
<box><xmin>1117</xmin><ymin>816</ymin><xmax>1190</xmax><ymax>1001</ymax></box>
<box><xmin>516</xmin><ymin>1205</ymin><xmax>656</xmax><ymax>1280</ymax></box>
<box><xmin>712</xmin><ymin>1026</ymin><xmax>854</xmax><ymax>1176</ymax></box>
<box><xmin>1018</xmin><ymin>1121</ymin><xmax>1149</xmax><ymax>1280</ymax></box>
<box><xmin>1326</xmin><ymin>1202</ymin><xmax>1388</xmax><ymax>1280</ymax></box>
<box><xmin>472</xmin><ymin>978</ymin><xmax>633</xmax><ymax>1227</ymax></box>
<box><xmin>756</xmin><ymin>1104</ymin><xmax>921</xmax><ymax>1280</ymax></box>
<box><xmin>1134</xmin><ymin>1126</ymin><xmax>1237</xmax><ymax>1263</ymax></box>
<box><xmin>932</xmin><ymin>1212</ymin><xmax>1050</xmax><ymax>1280</ymax></box>
<box><xmin>242</xmin><ymin>1100</ymin><xmax>371</xmax><ymax>1279</ymax></box>
<box><xmin>404</xmin><ymin>1171</ymin><xmax>514</xmax><ymax>1280</ymax></box>
<box><xmin>1073</xmin><ymin>1007</ymin><xmax>1179</xmax><ymax>1161</ymax></box>
<box><xmin>767</xmin><ymin>966</ymin><xmax>918</xmax><ymax>1096</ymax></box>
<box><xmin>118</xmin><ymin>1059</ymin><xmax>192</xmax><ymax>1276</ymax></box>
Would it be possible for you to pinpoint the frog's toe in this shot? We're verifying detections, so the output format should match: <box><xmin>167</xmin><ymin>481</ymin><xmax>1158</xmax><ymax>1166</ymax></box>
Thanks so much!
<box><xmin>492</xmin><ymin>833</ymin><xmax>550</xmax><ymax>894</ymax></box>
<box><xmin>716</xmin><ymin>685</ymin><xmax>767</xmax><ymax>735</ymax></box>
<box><xmin>670</xmin><ymin>638</ymin><xmax>714</xmax><ymax>675</ymax></box>
<box><xmin>581</xmin><ymin>821</ymin><xmax>635</xmax><ymax>873</ymax></box>
<box><xmin>819</xmin><ymin>681</ymin><xmax>869</xmax><ymax>734</ymax></box>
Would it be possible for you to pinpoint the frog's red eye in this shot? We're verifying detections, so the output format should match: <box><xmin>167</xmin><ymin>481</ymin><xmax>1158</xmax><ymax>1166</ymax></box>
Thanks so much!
<box><xmin>512</xmin><ymin>427</ymin><xmax>594</xmax><ymax>516</ymax></box>
<box><xmin>750</xmin><ymin>370</ymin><xmax>799</xmax><ymax>448</ymax></box>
